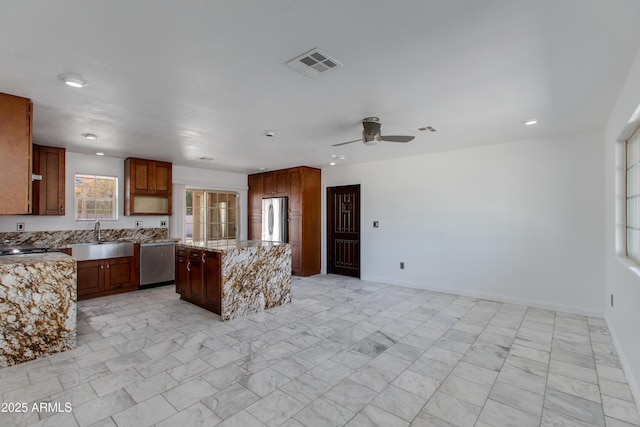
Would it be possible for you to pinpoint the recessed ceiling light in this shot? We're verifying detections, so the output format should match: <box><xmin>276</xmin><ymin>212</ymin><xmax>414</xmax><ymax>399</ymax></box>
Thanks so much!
<box><xmin>265</xmin><ymin>131</ymin><xmax>276</xmax><ymax>138</ymax></box>
<box><xmin>198</xmin><ymin>157</ymin><xmax>214</xmax><ymax>161</ymax></box>
<box><xmin>259</xmin><ymin>167</ymin><xmax>267</xmax><ymax>171</ymax></box>
<box><xmin>82</xmin><ymin>133</ymin><xmax>98</xmax><ymax>140</ymax></box>
<box><xmin>95</xmin><ymin>152</ymin><xmax>104</xmax><ymax>156</ymax></box>
<box><xmin>524</xmin><ymin>119</ymin><xmax>538</xmax><ymax>126</ymax></box>
<box><xmin>329</xmin><ymin>162</ymin><xmax>336</xmax><ymax>166</ymax></box>
<box><xmin>57</xmin><ymin>74</ymin><xmax>87</xmax><ymax>88</ymax></box>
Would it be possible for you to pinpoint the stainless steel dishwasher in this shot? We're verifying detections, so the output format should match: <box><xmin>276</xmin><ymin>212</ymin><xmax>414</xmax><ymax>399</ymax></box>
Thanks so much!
<box><xmin>139</xmin><ymin>242</ymin><xmax>175</xmax><ymax>288</ymax></box>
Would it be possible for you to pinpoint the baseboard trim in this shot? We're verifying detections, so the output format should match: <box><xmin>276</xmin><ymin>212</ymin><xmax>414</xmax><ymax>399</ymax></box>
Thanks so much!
<box><xmin>360</xmin><ymin>275</ymin><xmax>604</xmax><ymax>318</ymax></box>
<box><xmin>605</xmin><ymin>314</ymin><xmax>640</xmax><ymax>419</ymax></box>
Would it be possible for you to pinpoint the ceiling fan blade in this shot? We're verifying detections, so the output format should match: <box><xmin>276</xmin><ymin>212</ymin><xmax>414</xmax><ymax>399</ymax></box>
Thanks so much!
<box><xmin>381</xmin><ymin>135</ymin><xmax>415</xmax><ymax>143</ymax></box>
<box><xmin>331</xmin><ymin>138</ymin><xmax>361</xmax><ymax>147</ymax></box>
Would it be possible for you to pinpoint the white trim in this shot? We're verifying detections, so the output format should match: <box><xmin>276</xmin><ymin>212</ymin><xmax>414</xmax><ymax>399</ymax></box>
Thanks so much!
<box><xmin>361</xmin><ymin>274</ymin><xmax>604</xmax><ymax>318</ymax></box>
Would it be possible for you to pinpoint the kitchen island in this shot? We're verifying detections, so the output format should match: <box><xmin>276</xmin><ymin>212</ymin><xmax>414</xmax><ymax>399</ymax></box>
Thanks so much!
<box><xmin>175</xmin><ymin>240</ymin><xmax>291</xmax><ymax>321</ymax></box>
<box><xmin>0</xmin><ymin>252</ymin><xmax>76</xmax><ymax>368</ymax></box>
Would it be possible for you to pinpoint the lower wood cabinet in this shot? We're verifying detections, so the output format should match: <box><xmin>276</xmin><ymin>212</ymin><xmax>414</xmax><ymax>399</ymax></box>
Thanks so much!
<box><xmin>77</xmin><ymin>256</ymin><xmax>136</xmax><ymax>300</ymax></box>
<box><xmin>175</xmin><ymin>247</ymin><xmax>221</xmax><ymax>314</ymax></box>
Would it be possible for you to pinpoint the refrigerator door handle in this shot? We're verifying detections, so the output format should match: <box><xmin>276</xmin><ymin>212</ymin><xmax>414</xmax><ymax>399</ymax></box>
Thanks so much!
<box><xmin>268</xmin><ymin>204</ymin><xmax>274</xmax><ymax>236</ymax></box>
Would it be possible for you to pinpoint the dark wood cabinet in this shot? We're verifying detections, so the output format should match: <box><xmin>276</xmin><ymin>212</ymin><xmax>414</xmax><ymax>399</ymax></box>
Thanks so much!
<box><xmin>124</xmin><ymin>157</ymin><xmax>172</xmax><ymax>215</ymax></box>
<box><xmin>287</xmin><ymin>167</ymin><xmax>321</xmax><ymax>276</ymax></box>
<box><xmin>263</xmin><ymin>170</ymin><xmax>289</xmax><ymax>197</ymax></box>
<box><xmin>203</xmin><ymin>251</ymin><xmax>221</xmax><ymax>313</ymax></box>
<box><xmin>247</xmin><ymin>166</ymin><xmax>320</xmax><ymax>276</ymax></box>
<box><xmin>77</xmin><ymin>256</ymin><xmax>136</xmax><ymax>300</ymax></box>
<box><xmin>0</xmin><ymin>93</ymin><xmax>32</xmax><ymax>214</ymax></box>
<box><xmin>32</xmin><ymin>144</ymin><xmax>65</xmax><ymax>215</ymax></box>
<box><xmin>175</xmin><ymin>247</ymin><xmax>221</xmax><ymax>314</ymax></box>
<box><xmin>248</xmin><ymin>174</ymin><xmax>263</xmax><ymax>240</ymax></box>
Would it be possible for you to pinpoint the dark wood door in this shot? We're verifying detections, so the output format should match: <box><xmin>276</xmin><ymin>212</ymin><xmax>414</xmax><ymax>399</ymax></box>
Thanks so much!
<box><xmin>327</xmin><ymin>184</ymin><xmax>360</xmax><ymax>278</ymax></box>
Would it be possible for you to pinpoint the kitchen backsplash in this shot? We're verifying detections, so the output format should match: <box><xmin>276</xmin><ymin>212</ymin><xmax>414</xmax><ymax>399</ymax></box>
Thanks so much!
<box><xmin>0</xmin><ymin>227</ymin><xmax>169</xmax><ymax>248</ymax></box>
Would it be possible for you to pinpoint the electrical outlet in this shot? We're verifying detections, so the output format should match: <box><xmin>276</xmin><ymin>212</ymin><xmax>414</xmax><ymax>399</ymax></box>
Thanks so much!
<box><xmin>135</xmin><ymin>221</ymin><xmax>143</xmax><ymax>228</ymax></box>
<box><xmin>400</xmin><ymin>262</ymin><xmax>405</xmax><ymax>269</ymax></box>
<box><xmin>160</xmin><ymin>220</ymin><xmax>167</xmax><ymax>228</ymax></box>
<box><xmin>17</xmin><ymin>222</ymin><xmax>25</xmax><ymax>231</ymax></box>
<box><xmin>373</xmin><ymin>221</ymin><xmax>379</xmax><ymax>228</ymax></box>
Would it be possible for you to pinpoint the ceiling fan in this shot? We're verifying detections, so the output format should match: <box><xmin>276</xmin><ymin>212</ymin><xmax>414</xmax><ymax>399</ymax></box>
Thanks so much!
<box><xmin>332</xmin><ymin>117</ymin><xmax>415</xmax><ymax>147</ymax></box>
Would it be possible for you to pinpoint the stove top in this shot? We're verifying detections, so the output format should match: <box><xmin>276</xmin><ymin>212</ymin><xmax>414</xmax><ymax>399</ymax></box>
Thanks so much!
<box><xmin>0</xmin><ymin>246</ymin><xmax>50</xmax><ymax>256</ymax></box>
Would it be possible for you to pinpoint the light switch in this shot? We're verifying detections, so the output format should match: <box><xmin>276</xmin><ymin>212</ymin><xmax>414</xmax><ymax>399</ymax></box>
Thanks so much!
<box><xmin>373</xmin><ymin>221</ymin><xmax>379</xmax><ymax>228</ymax></box>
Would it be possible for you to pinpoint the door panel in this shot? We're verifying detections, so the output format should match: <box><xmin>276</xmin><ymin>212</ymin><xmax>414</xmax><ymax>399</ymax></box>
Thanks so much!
<box><xmin>327</xmin><ymin>184</ymin><xmax>360</xmax><ymax>278</ymax></box>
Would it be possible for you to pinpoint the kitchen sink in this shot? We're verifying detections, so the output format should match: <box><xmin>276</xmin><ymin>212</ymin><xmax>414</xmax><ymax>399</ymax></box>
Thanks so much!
<box><xmin>71</xmin><ymin>241</ymin><xmax>134</xmax><ymax>261</ymax></box>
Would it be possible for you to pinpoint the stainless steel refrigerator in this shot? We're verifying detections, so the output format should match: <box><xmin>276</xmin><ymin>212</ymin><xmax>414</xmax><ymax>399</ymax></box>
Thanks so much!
<box><xmin>262</xmin><ymin>197</ymin><xmax>288</xmax><ymax>242</ymax></box>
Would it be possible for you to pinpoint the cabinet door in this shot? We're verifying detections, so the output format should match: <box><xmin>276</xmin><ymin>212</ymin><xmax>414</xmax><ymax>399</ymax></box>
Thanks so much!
<box><xmin>188</xmin><ymin>250</ymin><xmax>205</xmax><ymax>304</ymax></box>
<box><xmin>130</xmin><ymin>158</ymin><xmax>152</xmax><ymax>193</ymax></box>
<box><xmin>263</xmin><ymin>172</ymin><xmax>275</xmax><ymax>196</ymax></box>
<box><xmin>248</xmin><ymin>174</ymin><xmax>263</xmax><ymax>240</ymax></box>
<box><xmin>153</xmin><ymin>161</ymin><xmax>172</xmax><ymax>195</ymax></box>
<box><xmin>175</xmin><ymin>255</ymin><xmax>189</xmax><ymax>296</ymax></box>
<box><xmin>33</xmin><ymin>145</ymin><xmax>65</xmax><ymax>215</ymax></box>
<box><xmin>289</xmin><ymin>168</ymin><xmax>302</xmax><ymax>215</ymax></box>
<box><xmin>105</xmin><ymin>257</ymin><xmax>133</xmax><ymax>291</ymax></box>
<box><xmin>0</xmin><ymin>93</ymin><xmax>32</xmax><ymax>214</ymax></box>
<box><xmin>77</xmin><ymin>260</ymin><xmax>105</xmax><ymax>297</ymax></box>
<box><xmin>263</xmin><ymin>170</ymin><xmax>289</xmax><ymax>196</ymax></box>
<box><xmin>274</xmin><ymin>169</ymin><xmax>290</xmax><ymax>196</ymax></box>
<box><xmin>203</xmin><ymin>251</ymin><xmax>221</xmax><ymax>313</ymax></box>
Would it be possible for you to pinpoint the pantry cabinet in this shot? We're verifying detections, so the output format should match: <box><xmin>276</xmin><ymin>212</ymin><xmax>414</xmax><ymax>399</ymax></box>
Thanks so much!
<box><xmin>0</xmin><ymin>93</ymin><xmax>33</xmax><ymax>214</ymax></box>
<box><xmin>248</xmin><ymin>166</ymin><xmax>320</xmax><ymax>276</ymax></box>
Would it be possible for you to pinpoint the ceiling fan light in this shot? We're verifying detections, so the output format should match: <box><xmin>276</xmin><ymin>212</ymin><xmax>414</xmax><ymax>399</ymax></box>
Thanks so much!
<box><xmin>363</xmin><ymin>139</ymin><xmax>380</xmax><ymax>146</ymax></box>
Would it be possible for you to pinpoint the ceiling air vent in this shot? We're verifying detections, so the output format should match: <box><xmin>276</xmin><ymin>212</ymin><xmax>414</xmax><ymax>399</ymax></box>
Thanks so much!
<box><xmin>286</xmin><ymin>48</ymin><xmax>342</xmax><ymax>78</ymax></box>
<box><xmin>418</xmin><ymin>126</ymin><xmax>438</xmax><ymax>132</ymax></box>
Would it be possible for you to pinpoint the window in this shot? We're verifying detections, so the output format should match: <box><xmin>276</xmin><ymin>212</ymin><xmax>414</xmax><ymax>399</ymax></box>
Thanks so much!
<box><xmin>75</xmin><ymin>174</ymin><xmax>118</xmax><ymax>220</ymax></box>
<box><xmin>185</xmin><ymin>190</ymin><xmax>239</xmax><ymax>243</ymax></box>
<box><xmin>627</xmin><ymin>125</ymin><xmax>640</xmax><ymax>262</ymax></box>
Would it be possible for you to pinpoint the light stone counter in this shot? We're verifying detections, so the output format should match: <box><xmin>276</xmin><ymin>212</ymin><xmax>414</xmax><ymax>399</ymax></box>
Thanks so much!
<box><xmin>0</xmin><ymin>252</ymin><xmax>76</xmax><ymax>368</ymax></box>
<box><xmin>177</xmin><ymin>240</ymin><xmax>291</xmax><ymax>321</ymax></box>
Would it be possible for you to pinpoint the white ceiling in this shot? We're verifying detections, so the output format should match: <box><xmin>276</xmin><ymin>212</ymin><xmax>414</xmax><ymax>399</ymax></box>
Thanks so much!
<box><xmin>2</xmin><ymin>1</ymin><xmax>640</xmax><ymax>174</ymax></box>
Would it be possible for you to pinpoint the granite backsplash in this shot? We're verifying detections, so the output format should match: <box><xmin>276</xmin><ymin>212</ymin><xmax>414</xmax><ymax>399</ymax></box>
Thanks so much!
<box><xmin>0</xmin><ymin>227</ymin><xmax>170</xmax><ymax>248</ymax></box>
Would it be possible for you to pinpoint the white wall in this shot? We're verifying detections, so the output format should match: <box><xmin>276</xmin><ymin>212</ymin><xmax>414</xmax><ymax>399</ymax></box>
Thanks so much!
<box><xmin>604</xmin><ymin>47</ymin><xmax>640</xmax><ymax>408</ymax></box>
<box><xmin>323</xmin><ymin>130</ymin><xmax>605</xmax><ymax>316</ymax></box>
<box><xmin>0</xmin><ymin>153</ymin><xmax>248</xmax><ymax>238</ymax></box>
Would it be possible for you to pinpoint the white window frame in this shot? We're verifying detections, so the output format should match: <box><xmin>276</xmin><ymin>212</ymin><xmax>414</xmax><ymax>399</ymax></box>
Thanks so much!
<box><xmin>185</xmin><ymin>189</ymin><xmax>239</xmax><ymax>243</ymax></box>
<box><xmin>74</xmin><ymin>174</ymin><xmax>118</xmax><ymax>221</ymax></box>
<box><xmin>626</xmin><ymin>125</ymin><xmax>640</xmax><ymax>263</ymax></box>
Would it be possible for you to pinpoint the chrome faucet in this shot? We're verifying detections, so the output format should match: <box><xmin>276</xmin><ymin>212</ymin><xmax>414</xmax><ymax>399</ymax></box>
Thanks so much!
<box><xmin>94</xmin><ymin>220</ymin><xmax>101</xmax><ymax>242</ymax></box>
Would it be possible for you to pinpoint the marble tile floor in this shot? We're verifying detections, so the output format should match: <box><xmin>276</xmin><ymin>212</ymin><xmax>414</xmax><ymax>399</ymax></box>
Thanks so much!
<box><xmin>1</xmin><ymin>274</ymin><xmax>639</xmax><ymax>427</ymax></box>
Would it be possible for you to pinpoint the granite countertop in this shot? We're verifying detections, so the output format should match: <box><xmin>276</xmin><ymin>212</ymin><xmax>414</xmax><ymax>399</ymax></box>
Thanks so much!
<box><xmin>178</xmin><ymin>239</ymin><xmax>286</xmax><ymax>252</ymax></box>
<box><xmin>0</xmin><ymin>251</ymin><xmax>73</xmax><ymax>266</ymax></box>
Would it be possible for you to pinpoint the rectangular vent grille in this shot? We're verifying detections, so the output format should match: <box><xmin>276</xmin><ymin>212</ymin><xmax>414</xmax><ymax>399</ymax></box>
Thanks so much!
<box><xmin>286</xmin><ymin>48</ymin><xmax>342</xmax><ymax>77</ymax></box>
<box><xmin>418</xmin><ymin>126</ymin><xmax>438</xmax><ymax>132</ymax></box>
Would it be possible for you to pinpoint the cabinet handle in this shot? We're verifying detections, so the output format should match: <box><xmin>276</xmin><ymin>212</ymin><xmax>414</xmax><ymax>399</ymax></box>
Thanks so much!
<box><xmin>106</xmin><ymin>264</ymin><xmax>110</xmax><ymax>269</ymax></box>
<box><xmin>60</xmin><ymin>206</ymin><xmax>64</xmax><ymax>214</ymax></box>
<box><xmin>202</xmin><ymin>253</ymin><xmax>206</xmax><ymax>263</ymax></box>
<box><xmin>100</xmin><ymin>265</ymin><xmax>104</xmax><ymax>269</ymax></box>
<box><xmin>187</xmin><ymin>262</ymin><xmax>191</xmax><ymax>272</ymax></box>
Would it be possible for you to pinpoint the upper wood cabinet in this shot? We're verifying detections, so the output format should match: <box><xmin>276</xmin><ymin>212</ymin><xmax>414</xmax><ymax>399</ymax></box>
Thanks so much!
<box><xmin>32</xmin><ymin>144</ymin><xmax>65</xmax><ymax>216</ymax></box>
<box><xmin>0</xmin><ymin>93</ymin><xmax>32</xmax><ymax>214</ymax></box>
<box><xmin>124</xmin><ymin>157</ymin><xmax>172</xmax><ymax>215</ymax></box>
<box><xmin>263</xmin><ymin>170</ymin><xmax>289</xmax><ymax>197</ymax></box>
<box><xmin>248</xmin><ymin>166</ymin><xmax>321</xmax><ymax>276</ymax></box>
